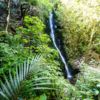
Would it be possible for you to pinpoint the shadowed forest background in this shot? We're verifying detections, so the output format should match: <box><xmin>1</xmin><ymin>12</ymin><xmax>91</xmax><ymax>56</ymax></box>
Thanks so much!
<box><xmin>0</xmin><ymin>0</ymin><xmax>100</xmax><ymax>100</ymax></box>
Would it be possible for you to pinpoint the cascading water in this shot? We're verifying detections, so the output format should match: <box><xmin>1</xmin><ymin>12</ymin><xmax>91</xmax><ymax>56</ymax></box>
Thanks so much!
<box><xmin>49</xmin><ymin>12</ymin><xmax>72</xmax><ymax>80</ymax></box>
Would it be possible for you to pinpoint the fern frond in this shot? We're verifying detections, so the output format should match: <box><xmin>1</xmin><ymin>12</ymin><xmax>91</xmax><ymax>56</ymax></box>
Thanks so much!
<box><xmin>0</xmin><ymin>55</ymin><xmax>50</xmax><ymax>100</ymax></box>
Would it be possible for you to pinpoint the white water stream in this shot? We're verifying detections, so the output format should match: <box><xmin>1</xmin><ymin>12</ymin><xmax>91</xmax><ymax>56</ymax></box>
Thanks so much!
<box><xmin>49</xmin><ymin>12</ymin><xmax>72</xmax><ymax>79</ymax></box>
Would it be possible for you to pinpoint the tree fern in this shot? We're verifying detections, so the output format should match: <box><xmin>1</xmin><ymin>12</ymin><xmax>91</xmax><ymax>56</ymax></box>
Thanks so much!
<box><xmin>0</xmin><ymin>55</ymin><xmax>56</xmax><ymax>100</ymax></box>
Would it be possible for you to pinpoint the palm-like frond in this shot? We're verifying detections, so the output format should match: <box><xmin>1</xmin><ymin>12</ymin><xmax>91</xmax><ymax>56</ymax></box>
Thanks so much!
<box><xmin>0</xmin><ymin>55</ymin><xmax>56</xmax><ymax>100</ymax></box>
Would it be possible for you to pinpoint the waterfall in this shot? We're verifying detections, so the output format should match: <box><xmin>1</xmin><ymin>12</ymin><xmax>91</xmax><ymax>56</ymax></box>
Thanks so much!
<box><xmin>49</xmin><ymin>12</ymin><xmax>72</xmax><ymax>80</ymax></box>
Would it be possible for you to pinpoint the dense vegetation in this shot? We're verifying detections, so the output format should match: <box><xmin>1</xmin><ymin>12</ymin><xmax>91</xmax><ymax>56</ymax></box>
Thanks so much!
<box><xmin>0</xmin><ymin>0</ymin><xmax>100</xmax><ymax>100</ymax></box>
<box><xmin>55</xmin><ymin>0</ymin><xmax>100</xmax><ymax>62</ymax></box>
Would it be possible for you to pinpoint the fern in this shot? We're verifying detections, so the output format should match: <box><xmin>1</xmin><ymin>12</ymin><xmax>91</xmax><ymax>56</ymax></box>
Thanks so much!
<box><xmin>0</xmin><ymin>55</ymin><xmax>56</xmax><ymax>100</ymax></box>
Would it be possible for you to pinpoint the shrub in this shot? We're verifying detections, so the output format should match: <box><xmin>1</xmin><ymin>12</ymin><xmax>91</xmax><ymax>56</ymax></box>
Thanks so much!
<box><xmin>55</xmin><ymin>0</ymin><xmax>100</xmax><ymax>61</ymax></box>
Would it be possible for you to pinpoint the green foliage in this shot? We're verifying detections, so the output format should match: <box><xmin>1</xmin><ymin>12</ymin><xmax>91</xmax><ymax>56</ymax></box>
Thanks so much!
<box><xmin>55</xmin><ymin>0</ymin><xmax>100</xmax><ymax>61</ymax></box>
<box><xmin>53</xmin><ymin>1</ymin><xmax>100</xmax><ymax>99</ymax></box>
<box><xmin>74</xmin><ymin>62</ymin><xmax>100</xmax><ymax>99</ymax></box>
<box><xmin>26</xmin><ymin>0</ymin><xmax>59</xmax><ymax>21</ymax></box>
<box><xmin>21</xmin><ymin>0</ymin><xmax>54</xmax><ymax>21</ymax></box>
<box><xmin>39</xmin><ymin>94</ymin><xmax>47</xmax><ymax>100</ymax></box>
<box><xmin>52</xmin><ymin>62</ymin><xmax>100</xmax><ymax>100</ymax></box>
<box><xmin>0</xmin><ymin>56</ymin><xmax>57</xmax><ymax>100</ymax></box>
<box><xmin>0</xmin><ymin>33</ymin><xmax>31</xmax><ymax>76</ymax></box>
<box><xmin>17</xmin><ymin>16</ymin><xmax>59</xmax><ymax>61</ymax></box>
<box><xmin>0</xmin><ymin>15</ymin><xmax>62</xmax><ymax>99</ymax></box>
<box><xmin>32</xmin><ymin>0</ymin><xmax>52</xmax><ymax>20</ymax></box>
<box><xmin>32</xmin><ymin>94</ymin><xmax>47</xmax><ymax>100</ymax></box>
<box><xmin>17</xmin><ymin>16</ymin><xmax>48</xmax><ymax>50</ymax></box>
<box><xmin>1</xmin><ymin>0</ymin><xmax>100</xmax><ymax>100</ymax></box>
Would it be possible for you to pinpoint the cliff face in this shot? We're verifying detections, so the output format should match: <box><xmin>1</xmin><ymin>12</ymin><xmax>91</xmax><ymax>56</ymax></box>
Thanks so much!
<box><xmin>0</xmin><ymin>1</ymin><xmax>21</xmax><ymax>31</ymax></box>
<box><xmin>0</xmin><ymin>1</ymin><xmax>38</xmax><ymax>32</ymax></box>
<box><xmin>0</xmin><ymin>1</ymin><xmax>7</xmax><ymax>30</ymax></box>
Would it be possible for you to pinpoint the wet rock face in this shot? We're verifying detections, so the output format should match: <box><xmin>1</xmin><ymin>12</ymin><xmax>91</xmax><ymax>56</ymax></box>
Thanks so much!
<box><xmin>0</xmin><ymin>1</ymin><xmax>7</xmax><ymax>15</ymax></box>
<box><xmin>0</xmin><ymin>1</ymin><xmax>7</xmax><ymax>30</ymax></box>
<box><xmin>0</xmin><ymin>1</ymin><xmax>38</xmax><ymax>31</ymax></box>
<box><xmin>0</xmin><ymin>1</ymin><xmax>21</xmax><ymax>31</ymax></box>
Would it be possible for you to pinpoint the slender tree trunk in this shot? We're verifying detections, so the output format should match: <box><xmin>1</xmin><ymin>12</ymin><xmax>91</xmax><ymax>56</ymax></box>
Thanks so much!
<box><xmin>88</xmin><ymin>28</ymin><xmax>95</xmax><ymax>47</ymax></box>
<box><xmin>88</xmin><ymin>23</ymin><xmax>96</xmax><ymax>48</ymax></box>
<box><xmin>6</xmin><ymin>0</ymin><xmax>10</xmax><ymax>33</ymax></box>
